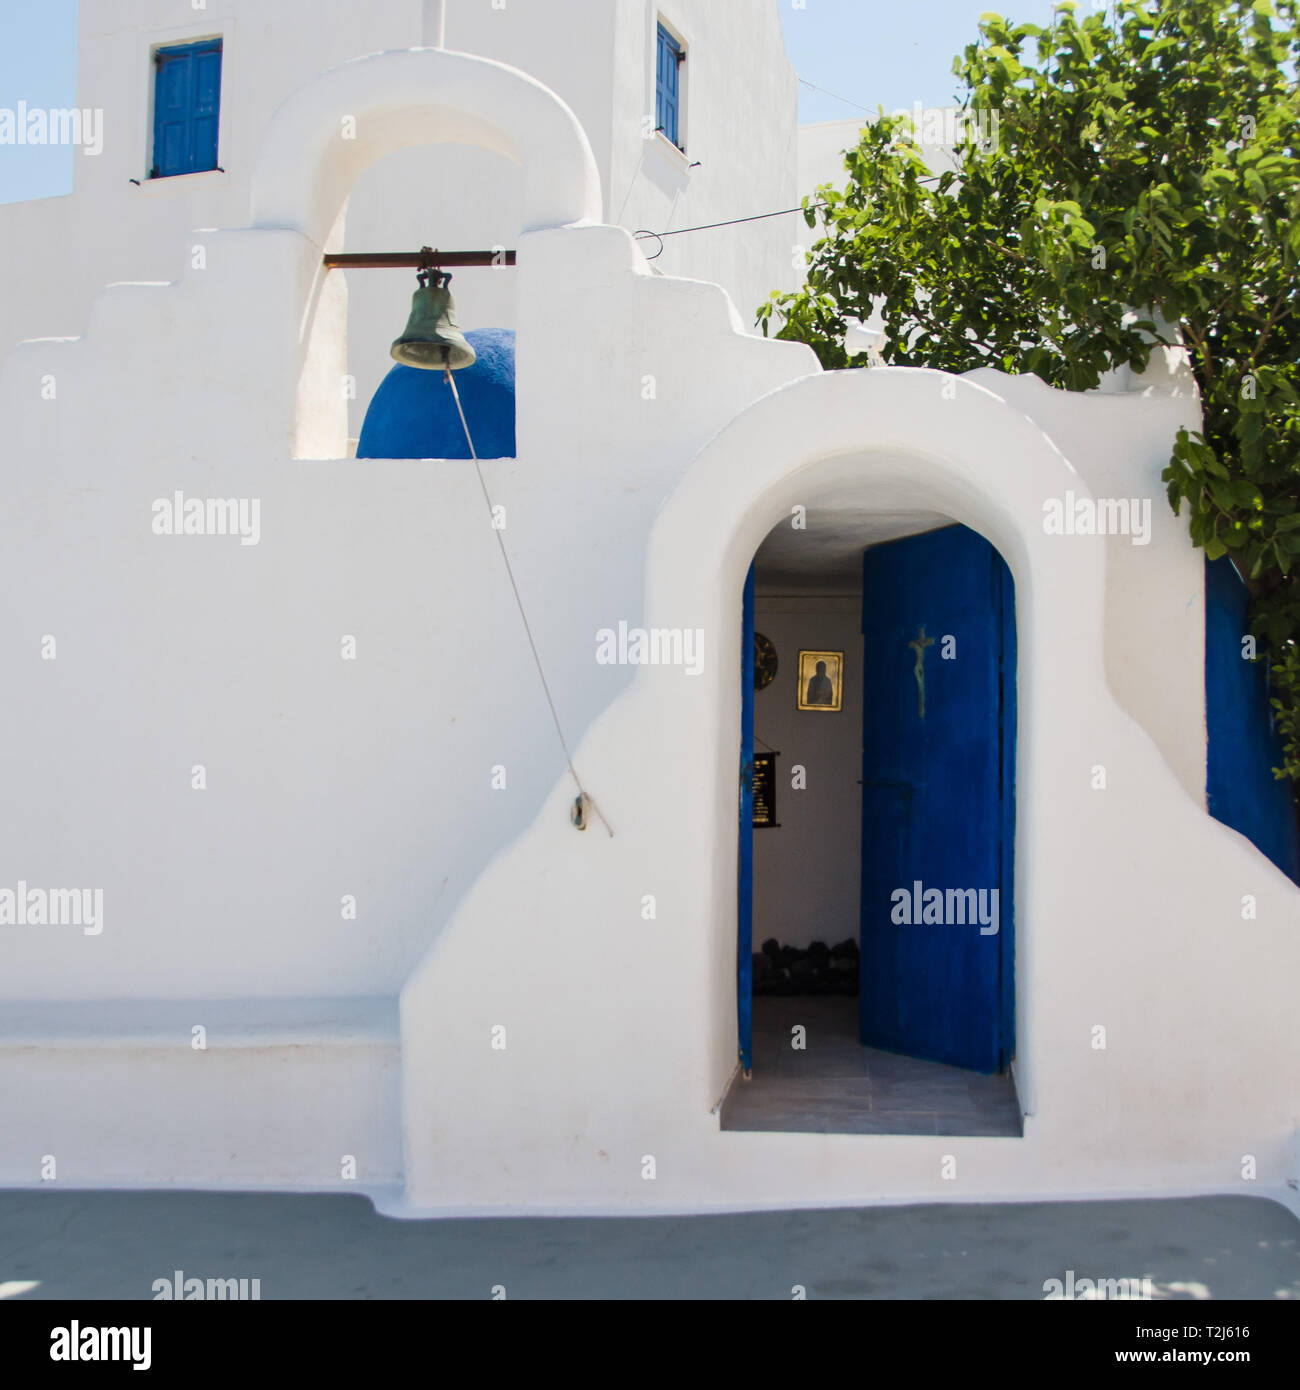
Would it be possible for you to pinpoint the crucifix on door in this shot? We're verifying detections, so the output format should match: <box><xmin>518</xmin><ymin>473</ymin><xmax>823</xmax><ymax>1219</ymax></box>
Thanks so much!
<box><xmin>908</xmin><ymin>625</ymin><xmax>935</xmax><ymax>718</ymax></box>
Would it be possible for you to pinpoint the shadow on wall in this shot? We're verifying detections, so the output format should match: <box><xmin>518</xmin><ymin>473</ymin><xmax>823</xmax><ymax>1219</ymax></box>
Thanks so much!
<box><xmin>357</xmin><ymin>328</ymin><xmax>516</xmax><ymax>460</ymax></box>
<box><xmin>1205</xmin><ymin>555</ymin><xmax>1300</xmax><ymax>884</ymax></box>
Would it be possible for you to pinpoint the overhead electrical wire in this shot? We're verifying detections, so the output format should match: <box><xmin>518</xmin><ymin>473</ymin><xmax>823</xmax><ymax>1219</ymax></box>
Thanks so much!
<box><xmin>797</xmin><ymin>76</ymin><xmax>877</xmax><ymax>116</ymax></box>
<box><xmin>633</xmin><ymin>168</ymin><xmax>945</xmax><ymax>258</ymax></box>
<box><xmin>634</xmin><ymin>202</ymin><xmax>830</xmax><ymax>258</ymax></box>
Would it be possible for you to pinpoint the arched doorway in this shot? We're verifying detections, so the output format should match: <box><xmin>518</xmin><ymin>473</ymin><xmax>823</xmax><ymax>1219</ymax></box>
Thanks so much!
<box><xmin>635</xmin><ymin>365</ymin><xmax>1120</xmax><ymax>1135</ymax></box>
<box><xmin>730</xmin><ymin>506</ymin><xmax>1020</xmax><ymax>1136</ymax></box>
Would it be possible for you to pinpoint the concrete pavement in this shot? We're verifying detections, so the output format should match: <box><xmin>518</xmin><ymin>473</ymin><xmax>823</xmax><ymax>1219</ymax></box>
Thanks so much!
<box><xmin>2</xmin><ymin>1191</ymin><xmax>1297</xmax><ymax>1299</ymax></box>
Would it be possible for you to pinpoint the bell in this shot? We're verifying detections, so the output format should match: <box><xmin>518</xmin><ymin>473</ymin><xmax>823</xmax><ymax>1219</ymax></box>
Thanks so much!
<box><xmin>390</xmin><ymin>275</ymin><xmax>476</xmax><ymax>371</ymax></box>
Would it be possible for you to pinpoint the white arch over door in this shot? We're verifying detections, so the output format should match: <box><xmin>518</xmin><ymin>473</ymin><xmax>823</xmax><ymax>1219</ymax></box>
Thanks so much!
<box><xmin>644</xmin><ymin>366</ymin><xmax>1115</xmax><ymax>1117</ymax></box>
<box><xmin>398</xmin><ymin>364</ymin><xmax>1300</xmax><ymax>1211</ymax></box>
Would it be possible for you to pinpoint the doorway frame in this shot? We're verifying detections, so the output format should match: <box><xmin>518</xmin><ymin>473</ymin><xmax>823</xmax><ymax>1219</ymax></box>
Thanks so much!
<box><xmin>738</xmin><ymin>523</ymin><xmax>1019</xmax><ymax>1092</ymax></box>
<box><xmin>640</xmin><ymin>367</ymin><xmax>1115</xmax><ymax>1127</ymax></box>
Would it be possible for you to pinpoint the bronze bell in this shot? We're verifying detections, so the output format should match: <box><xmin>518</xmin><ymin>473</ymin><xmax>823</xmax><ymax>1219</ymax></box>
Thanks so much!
<box><xmin>390</xmin><ymin>271</ymin><xmax>476</xmax><ymax>371</ymax></box>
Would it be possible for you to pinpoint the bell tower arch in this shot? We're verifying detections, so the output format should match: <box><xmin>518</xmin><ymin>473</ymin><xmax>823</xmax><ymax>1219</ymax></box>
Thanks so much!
<box><xmin>245</xmin><ymin>45</ymin><xmax>602</xmax><ymax>459</ymax></box>
<box><xmin>250</xmin><ymin>46</ymin><xmax>601</xmax><ymax>249</ymax></box>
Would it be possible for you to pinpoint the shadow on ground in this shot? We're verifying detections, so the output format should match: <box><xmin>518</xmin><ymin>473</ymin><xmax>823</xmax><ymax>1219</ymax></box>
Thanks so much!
<box><xmin>1</xmin><ymin>1191</ymin><xmax>1297</xmax><ymax>1299</ymax></box>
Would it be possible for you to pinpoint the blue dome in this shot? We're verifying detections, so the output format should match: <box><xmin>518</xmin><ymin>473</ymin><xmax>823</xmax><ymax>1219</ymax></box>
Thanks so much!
<box><xmin>357</xmin><ymin>327</ymin><xmax>516</xmax><ymax>460</ymax></box>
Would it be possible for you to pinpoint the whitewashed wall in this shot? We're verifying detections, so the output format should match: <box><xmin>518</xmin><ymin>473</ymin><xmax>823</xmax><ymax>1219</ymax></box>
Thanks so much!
<box><xmin>0</xmin><ymin>0</ymin><xmax>799</xmax><ymax>443</ymax></box>
<box><xmin>798</xmin><ymin>117</ymin><xmax>868</xmax><ymax>201</ymax></box>
<box><xmin>0</xmin><ymin>40</ymin><xmax>814</xmax><ymax>1189</ymax></box>
<box><xmin>1</xmin><ymin>35</ymin><xmax>1294</xmax><ymax>1219</ymax></box>
<box><xmin>400</xmin><ymin>362</ymin><xmax>1298</xmax><ymax>1215</ymax></box>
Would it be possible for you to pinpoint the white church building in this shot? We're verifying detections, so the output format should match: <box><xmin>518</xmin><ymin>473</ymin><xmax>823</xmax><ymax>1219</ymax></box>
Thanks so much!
<box><xmin>2</xmin><ymin>0</ymin><xmax>1298</xmax><ymax>1219</ymax></box>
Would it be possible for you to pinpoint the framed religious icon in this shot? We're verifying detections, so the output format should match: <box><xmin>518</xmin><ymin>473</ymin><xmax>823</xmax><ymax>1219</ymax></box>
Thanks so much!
<box><xmin>797</xmin><ymin>650</ymin><xmax>844</xmax><ymax>712</ymax></box>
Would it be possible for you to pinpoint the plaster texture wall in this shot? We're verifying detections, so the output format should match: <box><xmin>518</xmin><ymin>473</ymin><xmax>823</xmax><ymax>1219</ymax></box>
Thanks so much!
<box><xmin>964</xmin><ymin>366</ymin><xmax>1207</xmax><ymax>803</ymax></box>
<box><xmin>0</xmin><ymin>0</ymin><xmax>799</xmax><ymax>443</ymax></box>
<box><xmin>2</xmin><ymin>30</ymin><xmax>1294</xmax><ymax>1220</ymax></box>
<box><xmin>0</xmin><ymin>0</ymin><xmax>427</xmax><ymax>354</ymax></box>
<box><xmin>400</xmin><ymin>367</ymin><xmax>1300</xmax><ymax>1215</ymax></box>
<box><xmin>0</xmin><ymin>1000</ymin><xmax>400</xmax><ymax>1189</ymax></box>
<box><xmin>0</xmin><ymin>44</ymin><xmax>817</xmax><ymax>1195</ymax></box>
<box><xmin>0</xmin><ymin>231</ymin><xmax>806</xmax><ymax>1005</ymax></box>
<box><xmin>798</xmin><ymin>117</ymin><xmax>868</xmax><ymax>201</ymax></box>
<box><xmin>607</xmin><ymin>1</ymin><xmax>803</xmax><ymax>322</ymax></box>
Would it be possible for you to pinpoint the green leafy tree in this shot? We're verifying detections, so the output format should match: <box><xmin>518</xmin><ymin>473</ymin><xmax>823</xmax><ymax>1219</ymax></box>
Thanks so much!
<box><xmin>760</xmin><ymin>0</ymin><xmax>1300</xmax><ymax>788</ymax></box>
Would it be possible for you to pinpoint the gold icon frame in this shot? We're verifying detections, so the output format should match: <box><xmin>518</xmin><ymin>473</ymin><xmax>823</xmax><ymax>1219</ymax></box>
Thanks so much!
<box><xmin>796</xmin><ymin>650</ymin><xmax>844</xmax><ymax>712</ymax></box>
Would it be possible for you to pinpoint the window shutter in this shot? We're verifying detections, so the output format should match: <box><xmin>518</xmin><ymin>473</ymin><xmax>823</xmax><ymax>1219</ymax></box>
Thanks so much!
<box><xmin>152</xmin><ymin>39</ymin><xmax>222</xmax><ymax>178</ymax></box>
<box><xmin>656</xmin><ymin>25</ymin><xmax>681</xmax><ymax>149</ymax></box>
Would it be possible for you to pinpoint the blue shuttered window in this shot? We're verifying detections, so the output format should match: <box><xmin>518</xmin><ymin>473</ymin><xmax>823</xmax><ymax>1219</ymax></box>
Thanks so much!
<box><xmin>655</xmin><ymin>24</ymin><xmax>683</xmax><ymax>149</ymax></box>
<box><xmin>152</xmin><ymin>39</ymin><xmax>222</xmax><ymax>179</ymax></box>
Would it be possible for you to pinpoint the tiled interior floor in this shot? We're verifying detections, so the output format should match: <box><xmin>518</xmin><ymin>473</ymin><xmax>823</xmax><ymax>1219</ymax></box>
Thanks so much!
<box><xmin>721</xmin><ymin>995</ymin><xmax>1022</xmax><ymax>1136</ymax></box>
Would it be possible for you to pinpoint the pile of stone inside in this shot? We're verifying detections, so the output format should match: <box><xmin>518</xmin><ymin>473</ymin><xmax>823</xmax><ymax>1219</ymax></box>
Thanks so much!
<box><xmin>752</xmin><ymin>937</ymin><xmax>859</xmax><ymax>995</ymax></box>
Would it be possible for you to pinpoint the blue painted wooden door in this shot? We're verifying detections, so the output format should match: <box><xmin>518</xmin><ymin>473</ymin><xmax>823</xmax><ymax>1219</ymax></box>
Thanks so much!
<box><xmin>859</xmin><ymin>525</ymin><xmax>1015</xmax><ymax>1073</ymax></box>
<box><xmin>1205</xmin><ymin>556</ymin><xmax>1300</xmax><ymax>883</ymax></box>
<box><xmin>738</xmin><ymin>563</ymin><xmax>756</xmax><ymax>1073</ymax></box>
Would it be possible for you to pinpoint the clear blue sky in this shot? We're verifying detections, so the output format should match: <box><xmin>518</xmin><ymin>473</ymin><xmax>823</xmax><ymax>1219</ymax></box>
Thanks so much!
<box><xmin>0</xmin><ymin>0</ymin><xmax>1076</xmax><ymax>204</ymax></box>
<box><xmin>0</xmin><ymin>0</ymin><xmax>78</xmax><ymax>204</ymax></box>
<box><xmin>781</xmin><ymin>0</ymin><xmax>1079</xmax><ymax>123</ymax></box>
